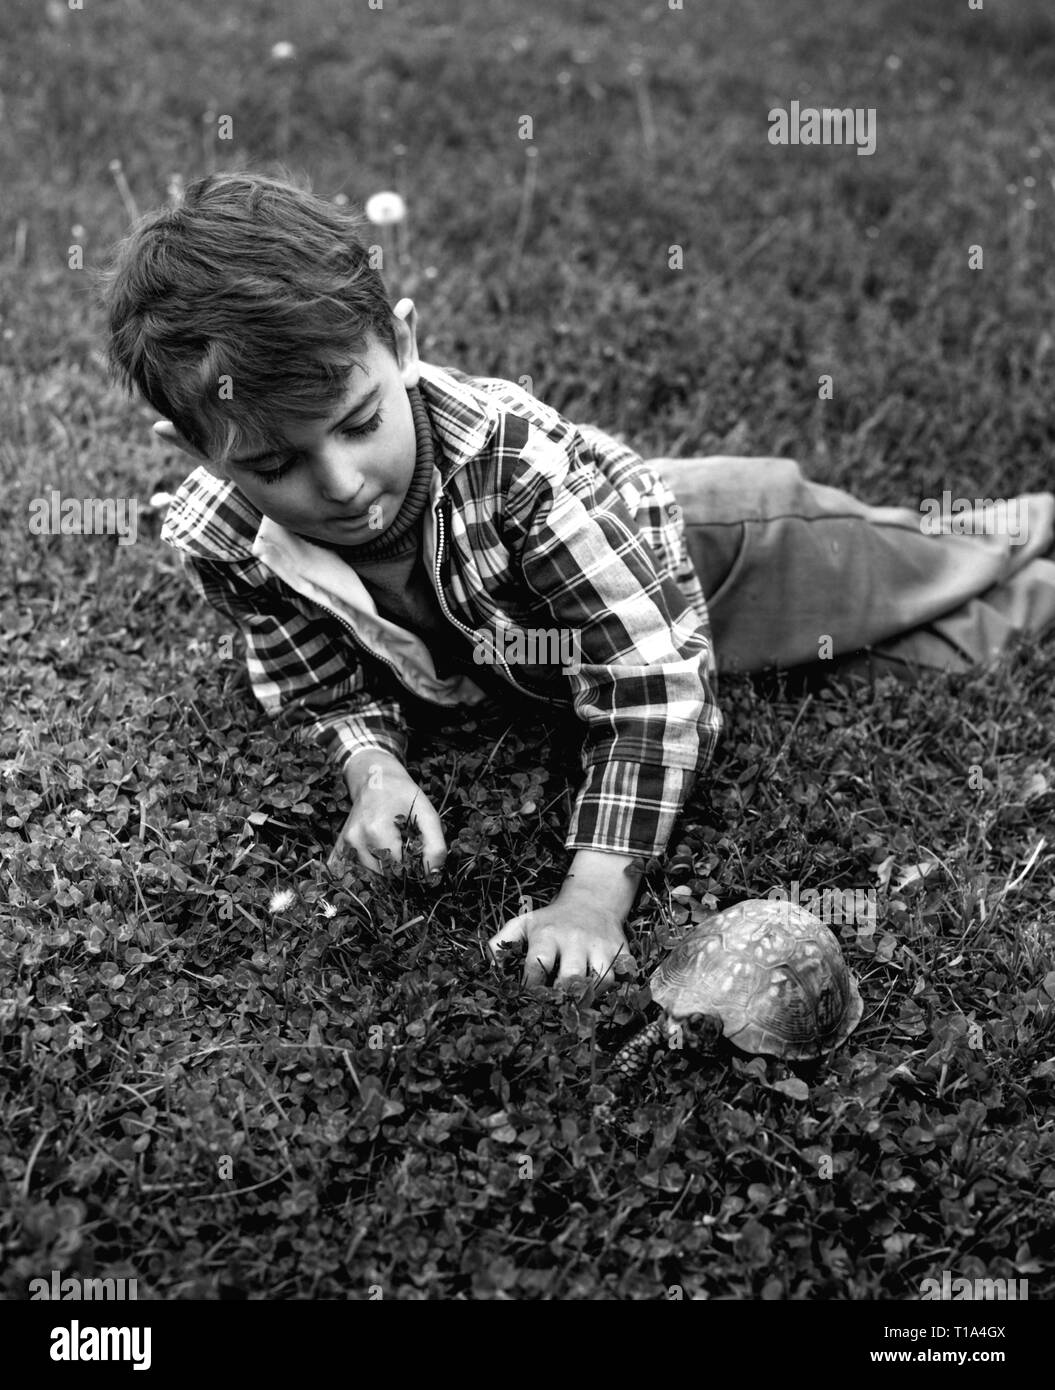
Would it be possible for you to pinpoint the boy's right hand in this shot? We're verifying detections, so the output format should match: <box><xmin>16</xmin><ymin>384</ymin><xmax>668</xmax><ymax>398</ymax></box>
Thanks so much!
<box><xmin>327</xmin><ymin>750</ymin><xmax>447</xmax><ymax>881</ymax></box>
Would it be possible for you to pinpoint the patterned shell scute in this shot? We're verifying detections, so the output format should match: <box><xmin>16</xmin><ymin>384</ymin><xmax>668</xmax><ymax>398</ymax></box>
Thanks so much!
<box><xmin>650</xmin><ymin>898</ymin><xmax>863</xmax><ymax>1059</ymax></box>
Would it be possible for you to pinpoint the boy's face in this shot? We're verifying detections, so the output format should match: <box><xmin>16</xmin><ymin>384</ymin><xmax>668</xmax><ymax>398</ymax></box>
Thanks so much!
<box><xmin>155</xmin><ymin>300</ymin><xmax>423</xmax><ymax>546</ymax></box>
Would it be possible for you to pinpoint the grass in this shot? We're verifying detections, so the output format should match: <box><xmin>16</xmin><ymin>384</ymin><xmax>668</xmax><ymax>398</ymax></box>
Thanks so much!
<box><xmin>1</xmin><ymin>0</ymin><xmax>1054</xmax><ymax>1299</ymax></box>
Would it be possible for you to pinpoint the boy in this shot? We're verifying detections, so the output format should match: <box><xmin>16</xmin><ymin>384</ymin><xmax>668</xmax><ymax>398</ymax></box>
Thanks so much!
<box><xmin>101</xmin><ymin>171</ymin><xmax>1055</xmax><ymax>993</ymax></box>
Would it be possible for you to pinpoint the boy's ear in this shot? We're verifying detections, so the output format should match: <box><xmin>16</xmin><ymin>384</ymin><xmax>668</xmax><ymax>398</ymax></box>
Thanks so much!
<box><xmin>393</xmin><ymin>297</ymin><xmax>417</xmax><ymax>333</ymax></box>
<box><xmin>392</xmin><ymin>297</ymin><xmax>421</xmax><ymax>387</ymax></box>
<box><xmin>152</xmin><ymin>419</ymin><xmax>208</xmax><ymax>460</ymax></box>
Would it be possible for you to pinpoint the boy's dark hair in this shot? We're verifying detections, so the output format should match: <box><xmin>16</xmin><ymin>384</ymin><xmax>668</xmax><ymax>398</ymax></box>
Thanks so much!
<box><xmin>99</xmin><ymin>169</ymin><xmax>398</xmax><ymax>466</ymax></box>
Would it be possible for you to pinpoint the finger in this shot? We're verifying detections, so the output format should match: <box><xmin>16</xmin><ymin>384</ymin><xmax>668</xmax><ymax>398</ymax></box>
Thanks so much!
<box><xmin>556</xmin><ymin>973</ymin><xmax>591</xmax><ymax>994</ymax></box>
<box><xmin>362</xmin><ymin>814</ymin><xmax>404</xmax><ymax>873</ymax></box>
<box><xmin>591</xmin><ymin>946</ymin><xmax>639</xmax><ymax>995</ymax></box>
<box><xmin>588</xmin><ymin>957</ymin><xmax>621</xmax><ymax>996</ymax></box>
<box><xmin>486</xmin><ymin>915</ymin><xmax>530</xmax><ymax>957</ymax></box>
<box><xmin>369</xmin><ymin>843</ymin><xmax>402</xmax><ymax>875</ymax></box>
<box><xmin>328</xmin><ymin>813</ymin><xmax>377</xmax><ymax>874</ymax></box>
<box><xmin>405</xmin><ymin>791</ymin><xmax>448</xmax><ymax>877</ymax></box>
<box><xmin>551</xmin><ymin>941</ymin><xmax>590</xmax><ymax>992</ymax></box>
<box><xmin>352</xmin><ymin>827</ymin><xmax>402</xmax><ymax>876</ymax></box>
<box><xmin>327</xmin><ymin>821</ymin><xmax>361</xmax><ymax>873</ymax></box>
<box><xmin>523</xmin><ymin>945</ymin><xmax>557</xmax><ymax>988</ymax></box>
<box><xmin>607</xmin><ymin>946</ymin><xmax>639</xmax><ymax>979</ymax></box>
<box><xmin>612</xmin><ymin>948</ymin><xmax>638</xmax><ymax>976</ymax></box>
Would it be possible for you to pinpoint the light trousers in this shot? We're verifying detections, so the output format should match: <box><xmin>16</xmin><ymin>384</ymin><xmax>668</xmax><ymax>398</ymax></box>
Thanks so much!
<box><xmin>649</xmin><ymin>455</ymin><xmax>1055</xmax><ymax>677</ymax></box>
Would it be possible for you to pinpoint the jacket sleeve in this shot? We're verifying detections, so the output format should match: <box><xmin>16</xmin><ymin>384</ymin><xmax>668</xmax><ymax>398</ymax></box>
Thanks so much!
<box><xmin>500</xmin><ymin>421</ymin><xmax>723</xmax><ymax>860</ymax></box>
<box><xmin>180</xmin><ymin>554</ymin><xmax>409</xmax><ymax>777</ymax></box>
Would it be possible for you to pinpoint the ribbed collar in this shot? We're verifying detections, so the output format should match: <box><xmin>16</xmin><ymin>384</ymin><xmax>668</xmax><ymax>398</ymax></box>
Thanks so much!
<box><xmin>301</xmin><ymin>384</ymin><xmax>436</xmax><ymax>563</ymax></box>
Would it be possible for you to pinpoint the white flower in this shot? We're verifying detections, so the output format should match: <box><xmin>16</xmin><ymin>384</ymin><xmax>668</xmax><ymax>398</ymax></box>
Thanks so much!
<box><xmin>365</xmin><ymin>191</ymin><xmax>406</xmax><ymax>226</ymax></box>
<box><xmin>317</xmin><ymin>899</ymin><xmax>338</xmax><ymax>919</ymax></box>
<box><xmin>271</xmin><ymin>41</ymin><xmax>296</xmax><ymax>61</ymax></box>
<box><xmin>269</xmin><ymin>888</ymin><xmax>296</xmax><ymax>913</ymax></box>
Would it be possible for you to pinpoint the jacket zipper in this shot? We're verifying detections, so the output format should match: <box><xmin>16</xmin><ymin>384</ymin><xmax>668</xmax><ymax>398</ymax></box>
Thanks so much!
<box><xmin>432</xmin><ymin>495</ymin><xmax>561</xmax><ymax>706</ymax></box>
<box><xmin>286</xmin><ymin>496</ymin><xmax>561</xmax><ymax>708</ymax></box>
<box><xmin>307</xmin><ymin>592</ymin><xmax>405</xmax><ymax>685</ymax></box>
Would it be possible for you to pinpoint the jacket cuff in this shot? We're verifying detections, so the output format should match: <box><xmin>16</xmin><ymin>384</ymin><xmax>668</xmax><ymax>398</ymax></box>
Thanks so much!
<box><xmin>309</xmin><ymin>714</ymin><xmax>409</xmax><ymax>776</ymax></box>
<box><xmin>563</xmin><ymin>760</ymin><xmax>697</xmax><ymax>859</ymax></box>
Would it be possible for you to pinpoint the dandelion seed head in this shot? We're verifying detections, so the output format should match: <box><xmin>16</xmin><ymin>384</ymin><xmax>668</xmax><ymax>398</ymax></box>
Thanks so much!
<box><xmin>365</xmin><ymin>191</ymin><xmax>407</xmax><ymax>226</ymax></box>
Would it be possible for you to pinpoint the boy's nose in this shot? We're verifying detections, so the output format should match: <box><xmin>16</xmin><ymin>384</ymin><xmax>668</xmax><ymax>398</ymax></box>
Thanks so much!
<box><xmin>312</xmin><ymin>452</ymin><xmax>367</xmax><ymax>506</ymax></box>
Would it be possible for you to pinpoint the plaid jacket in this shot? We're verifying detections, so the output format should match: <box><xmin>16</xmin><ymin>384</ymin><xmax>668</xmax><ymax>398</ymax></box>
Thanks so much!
<box><xmin>160</xmin><ymin>360</ymin><xmax>723</xmax><ymax>859</ymax></box>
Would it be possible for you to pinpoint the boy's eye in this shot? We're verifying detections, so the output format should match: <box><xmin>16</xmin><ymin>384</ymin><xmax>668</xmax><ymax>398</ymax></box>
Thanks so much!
<box><xmin>337</xmin><ymin>407</ymin><xmax>383</xmax><ymax>440</ymax></box>
<box><xmin>254</xmin><ymin>408</ymin><xmax>384</xmax><ymax>486</ymax></box>
<box><xmin>257</xmin><ymin>458</ymin><xmax>295</xmax><ymax>485</ymax></box>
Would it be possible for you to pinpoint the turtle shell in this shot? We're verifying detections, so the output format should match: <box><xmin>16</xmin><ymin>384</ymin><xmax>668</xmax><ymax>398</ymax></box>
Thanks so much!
<box><xmin>650</xmin><ymin>898</ymin><xmax>863</xmax><ymax>1060</ymax></box>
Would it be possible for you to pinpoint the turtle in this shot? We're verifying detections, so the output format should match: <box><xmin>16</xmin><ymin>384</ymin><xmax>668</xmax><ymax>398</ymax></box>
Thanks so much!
<box><xmin>611</xmin><ymin>897</ymin><xmax>864</xmax><ymax>1079</ymax></box>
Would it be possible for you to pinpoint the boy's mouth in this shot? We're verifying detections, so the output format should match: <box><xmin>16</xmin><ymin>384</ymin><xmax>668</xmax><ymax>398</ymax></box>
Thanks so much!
<box><xmin>329</xmin><ymin>498</ymin><xmax>380</xmax><ymax>525</ymax></box>
<box><xmin>325</xmin><ymin>476</ymin><xmax>409</xmax><ymax>534</ymax></box>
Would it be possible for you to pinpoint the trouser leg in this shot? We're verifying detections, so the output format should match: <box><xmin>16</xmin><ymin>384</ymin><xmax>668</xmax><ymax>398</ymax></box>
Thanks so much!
<box><xmin>647</xmin><ymin>455</ymin><xmax>1055</xmax><ymax>675</ymax></box>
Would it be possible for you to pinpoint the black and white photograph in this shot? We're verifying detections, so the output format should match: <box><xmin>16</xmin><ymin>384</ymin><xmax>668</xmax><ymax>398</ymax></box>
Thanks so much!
<box><xmin>1</xmin><ymin>0</ymin><xmax>1052</xmax><ymax>1351</ymax></box>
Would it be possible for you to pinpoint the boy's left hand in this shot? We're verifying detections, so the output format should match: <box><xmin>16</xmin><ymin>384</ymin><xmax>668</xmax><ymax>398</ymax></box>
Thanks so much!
<box><xmin>487</xmin><ymin>889</ymin><xmax>637</xmax><ymax>993</ymax></box>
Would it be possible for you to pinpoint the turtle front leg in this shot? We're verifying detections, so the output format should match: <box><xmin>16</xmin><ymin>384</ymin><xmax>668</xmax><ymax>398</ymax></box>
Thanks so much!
<box><xmin>610</xmin><ymin>1016</ymin><xmax>666</xmax><ymax>1080</ymax></box>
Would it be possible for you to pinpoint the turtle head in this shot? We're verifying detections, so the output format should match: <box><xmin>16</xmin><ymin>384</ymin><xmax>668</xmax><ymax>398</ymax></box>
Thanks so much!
<box><xmin>667</xmin><ymin>1012</ymin><xmax>723</xmax><ymax>1055</ymax></box>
